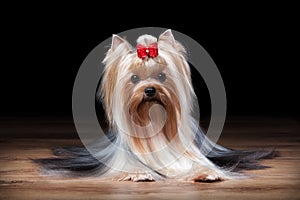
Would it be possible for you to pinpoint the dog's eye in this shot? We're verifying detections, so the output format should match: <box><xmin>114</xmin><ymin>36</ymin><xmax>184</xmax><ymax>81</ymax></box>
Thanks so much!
<box><xmin>131</xmin><ymin>75</ymin><xmax>140</xmax><ymax>84</ymax></box>
<box><xmin>158</xmin><ymin>73</ymin><xmax>166</xmax><ymax>83</ymax></box>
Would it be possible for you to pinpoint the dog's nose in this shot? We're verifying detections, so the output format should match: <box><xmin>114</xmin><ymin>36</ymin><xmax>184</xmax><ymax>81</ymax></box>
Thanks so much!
<box><xmin>144</xmin><ymin>87</ymin><xmax>156</xmax><ymax>97</ymax></box>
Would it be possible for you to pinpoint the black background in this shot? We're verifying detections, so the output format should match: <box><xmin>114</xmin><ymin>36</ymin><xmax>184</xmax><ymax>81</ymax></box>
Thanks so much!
<box><xmin>1</xmin><ymin>5</ymin><xmax>299</xmax><ymax>120</ymax></box>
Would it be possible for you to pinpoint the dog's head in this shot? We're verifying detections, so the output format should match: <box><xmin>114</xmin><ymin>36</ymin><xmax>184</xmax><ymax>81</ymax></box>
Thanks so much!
<box><xmin>100</xmin><ymin>30</ymin><xmax>196</xmax><ymax>143</ymax></box>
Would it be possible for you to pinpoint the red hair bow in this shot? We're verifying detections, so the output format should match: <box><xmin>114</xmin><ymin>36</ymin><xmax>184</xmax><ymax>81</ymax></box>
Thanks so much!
<box><xmin>136</xmin><ymin>43</ymin><xmax>158</xmax><ymax>59</ymax></box>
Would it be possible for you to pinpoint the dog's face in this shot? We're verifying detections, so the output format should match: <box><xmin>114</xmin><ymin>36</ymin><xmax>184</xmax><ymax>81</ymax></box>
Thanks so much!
<box><xmin>125</xmin><ymin>58</ymin><xmax>182</xmax><ymax>143</ymax></box>
<box><xmin>100</xmin><ymin>30</ymin><xmax>196</xmax><ymax>149</ymax></box>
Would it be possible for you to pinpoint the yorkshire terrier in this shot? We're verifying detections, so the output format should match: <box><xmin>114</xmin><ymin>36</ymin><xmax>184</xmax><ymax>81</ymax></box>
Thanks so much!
<box><xmin>36</xmin><ymin>29</ymin><xmax>276</xmax><ymax>182</ymax></box>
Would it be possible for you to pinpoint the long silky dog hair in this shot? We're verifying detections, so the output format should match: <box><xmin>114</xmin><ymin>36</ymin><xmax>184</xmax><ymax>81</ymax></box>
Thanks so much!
<box><xmin>35</xmin><ymin>30</ymin><xmax>276</xmax><ymax>182</ymax></box>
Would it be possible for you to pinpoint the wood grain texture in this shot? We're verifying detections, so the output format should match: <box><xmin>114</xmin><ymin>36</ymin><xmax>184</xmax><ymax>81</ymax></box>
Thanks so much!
<box><xmin>0</xmin><ymin>116</ymin><xmax>299</xmax><ymax>200</ymax></box>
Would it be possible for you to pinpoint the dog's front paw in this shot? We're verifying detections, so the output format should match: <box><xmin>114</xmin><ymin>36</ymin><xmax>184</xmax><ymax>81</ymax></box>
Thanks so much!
<box><xmin>193</xmin><ymin>173</ymin><xmax>223</xmax><ymax>182</ymax></box>
<box><xmin>119</xmin><ymin>173</ymin><xmax>155</xmax><ymax>182</ymax></box>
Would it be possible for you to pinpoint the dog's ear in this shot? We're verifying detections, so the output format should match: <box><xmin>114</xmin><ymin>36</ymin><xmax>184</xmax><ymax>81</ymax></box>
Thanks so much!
<box><xmin>159</xmin><ymin>29</ymin><xmax>193</xmax><ymax>98</ymax></box>
<box><xmin>158</xmin><ymin>29</ymin><xmax>176</xmax><ymax>46</ymax></box>
<box><xmin>158</xmin><ymin>29</ymin><xmax>186</xmax><ymax>55</ymax></box>
<box><xmin>100</xmin><ymin>35</ymin><xmax>132</xmax><ymax>126</ymax></box>
<box><xmin>111</xmin><ymin>34</ymin><xmax>131</xmax><ymax>51</ymax></box>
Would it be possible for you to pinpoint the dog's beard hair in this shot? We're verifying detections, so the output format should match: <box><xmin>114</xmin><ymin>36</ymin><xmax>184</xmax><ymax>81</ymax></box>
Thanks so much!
<box><xmin>35</xmin><ymin>31</ymin><xmax>277</xmax><ymax>180</ymax></box>
<box><xmin>127</xmin><ymin>85</ymin><xmax>180</xmax><ymax>143</ymax></box>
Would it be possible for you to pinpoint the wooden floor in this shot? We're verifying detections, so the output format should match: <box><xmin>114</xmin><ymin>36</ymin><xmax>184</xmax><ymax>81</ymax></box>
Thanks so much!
<box><xmin>0</xmin><ymin>116</ymin><xmax>299</xmax><ymax>200</ymax></box>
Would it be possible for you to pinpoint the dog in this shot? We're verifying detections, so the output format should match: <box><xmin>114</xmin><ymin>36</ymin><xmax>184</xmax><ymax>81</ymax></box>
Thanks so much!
<box><xmin>36</xmin><ymin>29</ymin><xmax>276</xmax><ymax>182</ymax></box>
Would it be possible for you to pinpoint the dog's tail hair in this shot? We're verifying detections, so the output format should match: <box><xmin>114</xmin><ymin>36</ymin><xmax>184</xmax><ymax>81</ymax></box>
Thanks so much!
<box><xmin>33</xmin><ymin>146</ymin><xmax>104</xmax><ymax>176</ymax></box>
<box><xmin>194</xmin><ymin>126</ymin><xmax>278</xmax><ymax>171</ymax></box>
<box><xmin>33</xmin><ymin>131</ymin><xmax>118</xmax><ymax>176</ymax></box>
